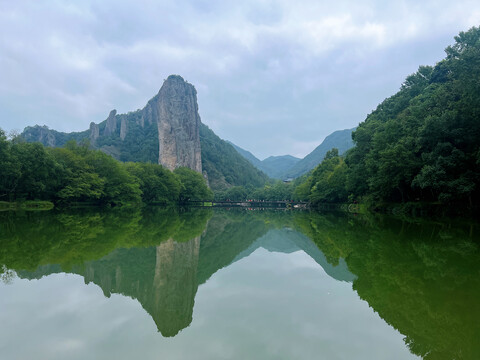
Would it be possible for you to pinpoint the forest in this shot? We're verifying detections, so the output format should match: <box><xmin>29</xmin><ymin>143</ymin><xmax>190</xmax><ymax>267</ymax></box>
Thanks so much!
<box><xmin>0</xmin><ymin>135</ymin><xmax>212</xmax><ymax>206</ymax></box>
<box><xmin>294</xmin><ymin>26</ymin><xmax>480</xmax><ymax>211</ymax></box>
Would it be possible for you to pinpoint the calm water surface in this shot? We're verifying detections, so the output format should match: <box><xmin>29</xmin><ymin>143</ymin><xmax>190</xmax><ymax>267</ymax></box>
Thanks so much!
<box><xmin>0</xmin><ymin>208</ymin><xmax>479</xmax><ymax>359</ymax></box>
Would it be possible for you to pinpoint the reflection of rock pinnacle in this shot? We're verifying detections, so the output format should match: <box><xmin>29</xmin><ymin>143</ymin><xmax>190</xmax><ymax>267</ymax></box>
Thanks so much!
<box><xmin>152</xmin><ymin>237</ymin><xmax>201</xmax><ymax>337</ymax></box>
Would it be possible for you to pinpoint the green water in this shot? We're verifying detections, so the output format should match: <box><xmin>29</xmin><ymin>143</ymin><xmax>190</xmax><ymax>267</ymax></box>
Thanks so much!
<box><xmin>0</xmin><ymin>208</ymin><xmax>479</xmax><ymax>359</ymax></box>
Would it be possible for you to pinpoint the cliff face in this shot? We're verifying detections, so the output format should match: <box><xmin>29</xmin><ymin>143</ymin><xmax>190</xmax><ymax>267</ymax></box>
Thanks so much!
<box><xmin>22</xmin><ymin>125</ymin><xmax>57</xmax><ymax>147</ymax></box>
<box><xmin>89</xmin><ymin>122</ymin><xmax>99</xmax><ymax>144</ymax></box>
<box><xmin>144</xmin><ymin>75</ymin><xmax>202</xmax><ymax>172</ymax></box>
<box><xmin>21</xmin><ymin>75</ymin><xmax>203</xmax><ymax>174</ymax></box>
<box><xmin>91</xmin><ymin>76</ymin><xmax>202</xmax><ymax>172</ymax></box>
<box><xmin>103</xmin><ymin>109</ymin><xmax>117</xmax><ymax>136</ymax></box>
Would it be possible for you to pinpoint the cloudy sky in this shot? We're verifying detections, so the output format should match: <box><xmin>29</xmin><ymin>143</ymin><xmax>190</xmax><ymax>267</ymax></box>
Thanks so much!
<box><xmin>1</xmin><ymin>1</ymin><xmax>479</xmax><ymax>159</ymax></box>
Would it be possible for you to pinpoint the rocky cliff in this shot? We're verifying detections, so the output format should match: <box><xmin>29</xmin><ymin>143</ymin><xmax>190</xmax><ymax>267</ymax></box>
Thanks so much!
<box><xmin>145</xmin><ymin>75</ymin><xmax>202</xmax><ymax>172</ymax></box>
<box><xmin>103</xmin><ymin>109</ymin><xmax>117</xmax><ymax>136</ymax></box>
<box><xmin>22</xmin><ymin>75</ymin><xmax>203</xmax><ymax>173</ymax></box>
<box><xmin>20</xmin><ymin>75</ymin><xmax>267</xmax><ymax>190</ymax></box>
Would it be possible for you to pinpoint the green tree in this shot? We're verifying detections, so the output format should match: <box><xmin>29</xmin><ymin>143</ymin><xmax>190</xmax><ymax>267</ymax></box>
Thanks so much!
<box><xmin>49</xmin><ymin>147</ymin><xmax>105</xmax><ymax>202</ymax></box>
<box><xmin>0</xmin><ymin>129</ymin><xmax>21</xmax><ymax>200</ymax></box>
<box><xmin>10</xmin><ymin>142</ymin><xmax>59</xmax><ymax>200</ymax></box>
<box><xmin>174</xmin><ymin>167</ymin><xmax>213</xmax><ymax>202</ymax></box>
<box><xmin>342</xmin><ymin>26</ymin><xmax>480</xmax><ymax>208</ymax></box>
<box><xmin>126</xmin><ymin>162</ymin><xmax>181</xmax><ymax>204</ymax></box>
<box><xmin>293</xmin><ymin>148</ymin><xmax>348</xmax><ymax>205</ymax></box>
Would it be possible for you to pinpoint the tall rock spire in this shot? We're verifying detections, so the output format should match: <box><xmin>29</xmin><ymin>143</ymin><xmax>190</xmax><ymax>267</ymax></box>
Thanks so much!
<box><xmin>150</xmin><ymin>75</ymin><xmax>202</xmax><ymax>173</ymax></box>
<box><xmin>103</xmin><ymin>109</ymin><xmax>117</xmax><ymax>136</ymax></box>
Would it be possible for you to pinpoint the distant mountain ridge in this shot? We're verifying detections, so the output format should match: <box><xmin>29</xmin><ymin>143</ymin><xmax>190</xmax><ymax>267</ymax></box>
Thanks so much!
<box><xmin>261</xmin><ymin>155</ymin><xmax>301</xmax><ymax>179</ymax></box>
<box><xmin>229</xmin><ymin>128</ymin><xmax>356</xmax><ymax>179</ymax></box>
<box><xmin>227</xmin><ymin>141</ymin><xmax>301</xmax><ymax>179</ymax></box>
<box><xmin>284</xmin><ymin>128</ymin><xmax>356</xmax><ymax>179</ymax></box>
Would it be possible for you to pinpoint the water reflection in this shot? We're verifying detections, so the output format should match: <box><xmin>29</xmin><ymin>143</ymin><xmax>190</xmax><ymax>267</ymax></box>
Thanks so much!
<box><xmin>1</xmin><ymin>209</ymin><xmax>479</xmax><ymax>359</ymax></box>
<box><xmin>296</xmin><ymin>212</ymin><xmax>480</xmax><ymax>360</ymax></box>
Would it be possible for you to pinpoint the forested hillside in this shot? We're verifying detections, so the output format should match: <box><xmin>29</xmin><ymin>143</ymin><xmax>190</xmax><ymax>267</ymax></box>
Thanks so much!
<box><xmin>261</xmin><ymin>155</ymin><xmax>301</xmax><ymax>179</ymax></box>
<box><xmin>200</xmin><ymin>124</ymin><xmax>268</xmax><ymax>190</ymax></box>
<box><xmin>296</xmin><ymin>27</ymin><xmax>480</xmax><ymax>210</ymax></box>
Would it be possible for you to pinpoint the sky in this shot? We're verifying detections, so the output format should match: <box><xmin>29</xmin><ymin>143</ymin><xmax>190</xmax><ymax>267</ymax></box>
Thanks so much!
<box><xmin>1</xmin><ymin>1</ymin><xmax>479</xmax><ymax>159</ymax></box>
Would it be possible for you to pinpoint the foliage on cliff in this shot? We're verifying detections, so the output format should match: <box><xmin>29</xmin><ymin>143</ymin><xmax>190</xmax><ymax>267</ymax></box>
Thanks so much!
<box><xmin>99</xmin><ymin>111</ymin><xmax>159</xmax><ymax>163</ymax></box>
<box><xmin>296</xmin><ymin>26</ymin><xmax>480</xmax><ymax>209</ymax></box>
<box><xmin>199</xmin><ymin>124</ymin><xmax>268</xmax><ymax>190</ymax></box>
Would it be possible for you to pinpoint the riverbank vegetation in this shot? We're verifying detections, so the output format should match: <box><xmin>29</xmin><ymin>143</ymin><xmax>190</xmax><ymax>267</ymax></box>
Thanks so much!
<box><xmin>293</xmin><ymin>26</ymin><xmax>480</xmax><ymax>213</ymax></box>
<box><xmin>0</xmin><ymin>135</ymin><xmax>212</xmax><ymax>206</ymax></box>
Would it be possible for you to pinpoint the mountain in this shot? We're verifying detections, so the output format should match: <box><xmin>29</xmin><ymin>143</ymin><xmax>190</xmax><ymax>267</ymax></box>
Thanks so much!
<box><xmin>283</xmin><ymin>128</ymin><xmax>355</xmax><ymax>179</ymax></box>
<box><xmin>261</xmin><ymin>155</ymin><xmax>301</xmax><ymax>179</ymax></box>
<box><xmin>229</xmin><ymin>128</ymin><xmax>355</xmax><ymax>180</ymax></box>
<box><xmin>227</xmin><ymin>141</ymin><xmax>301</xmax><ymax>179</ymax></box>
<box><xmin>21</xmin><ymin>75</ymin><xmax>266</xmax><ymax>191</ymax></box>
<box><xmin>14</xmin><ymin>210</ymin><xmax>355</xmax><ymax>336</ymax></box>
<box><xmin>199</xmin><ymin>125</ymin><xmax>268</xmax><ymax>190</ymax></box>
<box><xmin>226</xmin><ymin>141</ymin><xmax>263</xmax><ymax>169</ymax></box>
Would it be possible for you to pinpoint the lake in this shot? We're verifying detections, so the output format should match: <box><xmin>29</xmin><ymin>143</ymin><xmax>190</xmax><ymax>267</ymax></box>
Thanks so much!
<box><xmin>0</xmin><ymin>208</ymin><xmax>479</xmax><ymax>359</ymax></box>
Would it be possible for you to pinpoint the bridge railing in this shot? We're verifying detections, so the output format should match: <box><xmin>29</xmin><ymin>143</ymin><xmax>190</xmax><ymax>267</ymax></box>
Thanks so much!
<box><xmin>186</xmin><ymin>200</ymin><xmax>309</xmax><ymax>208</ymax></box>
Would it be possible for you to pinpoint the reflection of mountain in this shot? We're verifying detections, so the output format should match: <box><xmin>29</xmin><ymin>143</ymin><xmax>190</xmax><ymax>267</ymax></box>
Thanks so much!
<box><xmin>197</xmin><ymin>212</ymin><xmax>269</xmax><ymax>284</ymax></box>
<box><xmin>71</xmin><ymin>237</ymin><xmax>199</xmax><ymax>337</ymax></box>
<box><xmin>233</xmin><ymin>228</ymin><xmax>355</xmax><ymax>282</ymax></box>
<box><xmin>10</xmin><ymin>208</ymin><xmax>478</xmax><ymax>357</ymax></box>
<box><xmin>72</xmin><ymin>214</ymin><xmax>355</xmax><ymax>336</ymax></box>
<box><xmin>152</xmin><ymin>238</ymin><xmax>200</xmax><ymax>336</ymax></box>
<box><xmin>19</xmin><ymin>238</ymin><xmax>202</xmax><ymax>337</ymax></box>
<box><xmin>10</xmin><ymin>210</ymin><xmax>356</xmax><ymax>338</ymax></box>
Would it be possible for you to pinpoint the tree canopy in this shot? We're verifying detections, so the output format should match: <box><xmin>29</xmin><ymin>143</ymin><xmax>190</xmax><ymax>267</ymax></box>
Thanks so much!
<box><xmin>0</xmin><ymin>136</ymin><xmax>210</xmax><ymax>206</ymax></box>
<box><xmin>295</xmin><ymin>26</ymin><xmax>480</xmax><ymax>210</ymax></box>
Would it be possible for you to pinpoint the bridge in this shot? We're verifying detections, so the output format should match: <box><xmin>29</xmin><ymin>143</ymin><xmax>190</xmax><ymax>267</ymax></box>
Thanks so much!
<box><xmin>187</xmin><ymin>200</ymin><xmax>309</xmax><ymax>208</ymax></box>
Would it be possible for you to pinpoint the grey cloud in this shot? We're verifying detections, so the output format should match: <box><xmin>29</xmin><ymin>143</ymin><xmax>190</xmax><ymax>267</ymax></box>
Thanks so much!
<box><xmin>0</xmin><ymin>0</ymin><xmax>479</xmax><ymax>158</ymax></box>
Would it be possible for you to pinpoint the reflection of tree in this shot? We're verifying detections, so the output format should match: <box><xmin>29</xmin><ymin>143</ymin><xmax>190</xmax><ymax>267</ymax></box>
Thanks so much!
<box><xmin>0</xmin><ymin>207</ymin><xmax>211</xmax><ymax>273</ymax></box>
<box><xmin>8</xmin><ymin>207</ymin><xmax>478</xmax><ymax>355</ymax></box>
<box><xmin>0</xmin><ymin>265</ymin><xmax>16</xmax><ymax>284</ymax></box>
<box><xmin>297</xmin><ymin>212</ymin><xmax>480</xmax><ymax>360</ymax></box>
